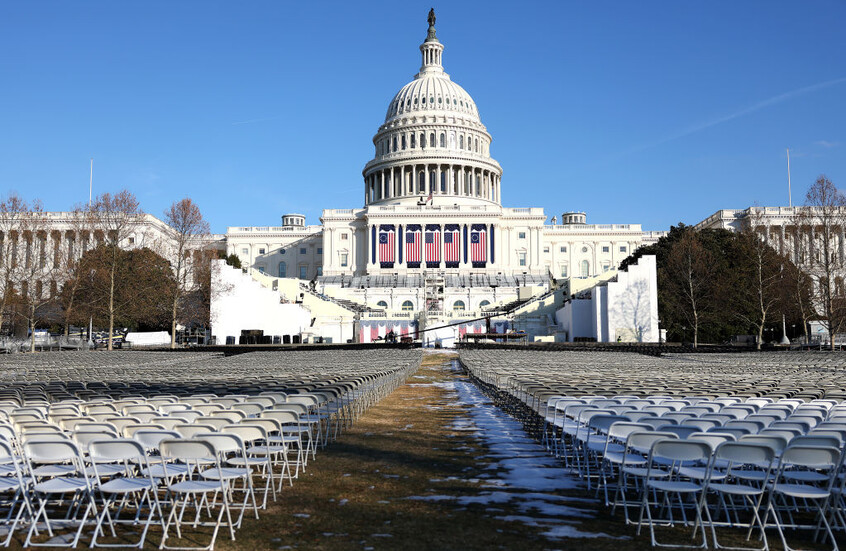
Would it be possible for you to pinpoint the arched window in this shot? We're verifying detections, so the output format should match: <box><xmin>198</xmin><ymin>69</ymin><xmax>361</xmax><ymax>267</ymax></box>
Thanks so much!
<box><xmin>475</xmin><ymin>138</ymin><xmax>479</xmax><ymax>152</ymax></box>
<box><xmin>278</xmin><ymin>262</ymin><xmax>287</xmax><ymax>278</ymax></box>
<box><xmin>401</xmin><ymin>135</ymin><xmax>406</xmax><ymax>150</ymax></box>
<box><xmin>581</xmin><ymin>260</ymin><xmax>589</xmax><ymax>277</ymax></box>
<box><xmin>440</xmin><ymin>171</ymin><xmax>446</xmax><ymax>192</ymax></box>
<box><xmin>410</xmin><ymin>133</ymin><xmax>416</xmax><ymax>148</ymax></box>
<box><xmin>479</xmin><ymin>300</ymin><xmax>491</xmax><ymax>309</ymax></box>
<box><xmin>439</xmin><ymin>133</ymin><xmax>445</xmax><ymax>147</ymax></box>
<box><xmin>429</xmin><ymin>171</ymin><xmax>436</xmax><ymax>193</ymax></box>
<box><xmin>418</xmin><ymin>171</ymin><xmax>425</xmax><ymax>193</ymax></box>
<box><xmin>430</xmin><ymin>133</ymin><xmax>435</xmax><ymax>147</ymax></box>
<box><xmin>401</xmin><ymin>300</ymin><xmax>414</xmax><ymax>311</ymax></box>
<box><xmin>453</xmin><ymin>300</ymin><xmax>466</xmax><ymax>311</ymax></box>
<box><xmin>376</xmin><ymin>300</ymin><xmax>388</xmax><ymax>309</ymax></box>
<box><xmin>392</xmin><ymin>136</ymin><xmax>397</xmax><ymax>152</ymax></box>
<box><xmin>420</xmin><ymin>133</ymin><xmax>426</xmax><ymax>148</ymax></box>
<box><xmin>459</xmin><ymin>135</ymin><xmax>464</xmax><ymax>149</ymax></box>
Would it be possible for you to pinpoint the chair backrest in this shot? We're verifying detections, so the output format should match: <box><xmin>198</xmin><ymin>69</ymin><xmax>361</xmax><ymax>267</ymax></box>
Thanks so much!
<box><xmin>685</xmin><ymin>418</ymin><xmax>721</xmax><ymax>432</ymax></box>
<box><xmin>657</xmin><ymin>425</ymin><xmax>701</xmax><ymax>440</ymax></box>
<box><xmin>662</xmin><ymin>412</ymin><xmax>695</xmax><ymax>424</ymax></box>
<box><xmin>626</xmin><ymin>430</ymin><xmax>679</xmax><ymax>455</ymax></box>
<box><xmin>124</xmin><ymin>423</ymin><xmax>167</xmax><ymax>437</ymax></box>
<box><xmin>723</xmin><ymin>420</ymin><xmax>764</xmax><ymax>434</ymax></box>
<box><xmin>199</xmin><ymin>417</ymin><xmax>232</xmax><ymax>431</ymax></box>
<box><xmin>779</xmin><ymin>445</ymin><xmax>841</xmax><ymax>471</ymax></box>
<box><xmin>231</xmin><ymin>402</ymin><xmax>264</xmax><ymax>417</ymax></box>
<box><xmin>88</xmin><ymin>437</ymin><xmax>147</xmax><ymax>464</ymax></box>
<box><xmin>134</xmin><ymin>429</ymin><xmax>181</xmax><ymax>451</ymax></box>
<box><xmin>196</xmin><ymin>432</ymin><xmax>243</xmax><ymax>455</ymax></box>
<box><xmin>649</xmin><ymin>439</ymin><xmax>712</xmax><ymax>465</ymax></box>
<box><xmin>738</xmin><ymin>434</ymin><xmax>789</xmax><ymax>455</ymax></box>
<box><xmin>688</xmin><ymin>432</ymin><xmax>735</xmax><ymax>450</ymax></box>
<box><xmin>73</xmin><ymin>429</ymin><xmax>118</xmax><ymax>451</ymax></box>
<box><xmin>262</xmin><ymin>409</ymin><xmax>300</xmax><ymax>425</ymax></box>
<box><xmin>788</xmin><ymin>435</ymin><xmax>841</xmax><ymax>449</ymax></box>
<box><xmin>159</xmin><ymin>438</ymin><xmax>219</xmax><ymax>474</ymax></box>
<box><xmin>713</xmin><ymin>441</ymin><xmax>776</xmax><ymax>469</ymax></box>
<box><xmin>268</xmin><ymin>404</ymin><xmax>308</xmax><ymax>417</ymax></box>
<box><xmin>607</xmin><ymin>422</ymin><xmax>651</xmax><ymax>441</ymax></box>
<box><xmin>159</xmin><ymin>404</ymin><xmax>190</xmax><ymax>414</ymax></box>
<box><xmin>175</xmin><ymin>424</ymin><xmax>217</xmax><ymax>438</ymax></box>
<box><xmin>193</xmin><ymin>404</ymin><xmax>226</xmax><ymax>415</ymax></box>
<box><xmin>222</xmin><ymin>423</ymin><xmax>266</xmax><ymax>444</ymax></box>
<box><xmin>207</xmin><ymin>411</ymin><xmax>245</xmax><ymax>423</ymax></box>
<box><xmin>24</xmin><ymin>438</ymin><xmax>84</xmax><ymax>465</ymax></box>
<box><xmin>151</xmin><ymin>417</ymin><xmax>182</xmax><ymax>431</ymax></box>
<box><xmin>640</xmin><ymin>417</ymin><xmax>676</xmax><ymax>430</ymax></box>
<box><xmin>169</xmin><ymin>410</ymin><xmax>204</xmax><ymax>423</ymax></box>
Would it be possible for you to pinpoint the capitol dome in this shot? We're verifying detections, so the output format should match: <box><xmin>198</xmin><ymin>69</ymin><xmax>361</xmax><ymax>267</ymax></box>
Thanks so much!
<box><xmin>362</xmin><ymin>10</ymin><xmax>503</xmax><ymax>208</ymax></box>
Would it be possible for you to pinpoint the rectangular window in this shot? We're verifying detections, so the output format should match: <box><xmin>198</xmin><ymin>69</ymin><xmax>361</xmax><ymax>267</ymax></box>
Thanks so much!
<box><xmin>543</xmin><ymin>247</ymin><xmax>549</xmax><ymax>253</ymax></box>
<box><xmin>316</xmin><ymin>267</ymin><xmax>323</xmax><ymax>276</ymax></box>
<box><xmin>341</xmin><ymin>233</ymin><xmax>349</xmax><ymax>240</ymax></box>
<box><xmin>241</xmin><ymin>248</ymin><xmax>248</xmax><ymax>255</ymax></box>
<box><xmin>560</xmin><ymin>246</ymin><xmax>567</xmax><ymax>253</ymax></box>
<box><xmin>602</xmin><ymin>246</ymin><xmax>610</xmax><ymax>253</ymax></box>
<box><xmin>602</xmin><ymin>262</ymin><xmax>610</xmax><ymax>272</ymax></box>
<box><xmin>257</xmin><ymin>266</ymin><xmax>265</xmax><ymax>274</ymax></box>
<box><xmin>340</xmin><ymin>253</ymin><xmax>348</xmax><ymax>267</ymax></box>
<box><xmin>299</xmin><ymin>248</ymin><xmax>307</xmax><ymax>255</ymax></box>
<box><xmin>258</xmin><ymin>248</ymin><xmax>266</xmax><ymax>255</ymax></box>
<box><xmin>619</xmin><ymin>246</ymin><xmax>627</xmax><ymax>253</ymax></box>
<box><xmin>560</xmin><ymin>264</ymin><xmax>568</xmax><ymax>277</ymax></box>
<box><xmin>518</xmin><ymin>252</ymin><xmax>527</xmax><ymax>267</ymax></box>
<box><xmin>299</xmin><ymin>266</ymin><xmax>307</xmax><ymax>279</ymax></box>
<box><xmin>518</xmin><ymin>232</ymin><xmax>526</xmax><ymax>239</ymax></box>
<box><xmin>128</xmin><ymin>237</ymin><xmax>135</xmax><ymax>245</ymax></box>
<box><xmin>317</xmin><ymin>247</ymin><xmax>323</xmax><ymax>255</ymax></box>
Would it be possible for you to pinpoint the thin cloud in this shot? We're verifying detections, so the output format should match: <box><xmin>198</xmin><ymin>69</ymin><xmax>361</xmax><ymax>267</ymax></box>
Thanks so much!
<box><xmin>623</xmin><ymin>76</ymin><xmax>846</xmax><ymax>156</ymax></box>
<box><xmin>231</xmin><ymin>115</ymin><xmax>284</xmax><ymax>126</ymax></box>
<box><xmin>815</xmin><ymin>140</ymin><xmax>840</xmax><ymax>148</ymax></box>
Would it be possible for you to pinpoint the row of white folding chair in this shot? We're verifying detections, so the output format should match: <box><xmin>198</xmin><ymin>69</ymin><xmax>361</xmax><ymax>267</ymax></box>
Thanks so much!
<box><xmin>630</xmin><ymin>436</ymin><xmax>843</xmax><ymax>551</ymax></box>
<box><xmin>0</xmin><ymin>423</ymin><xmax>302</xmax><ymax>548</ymax></box>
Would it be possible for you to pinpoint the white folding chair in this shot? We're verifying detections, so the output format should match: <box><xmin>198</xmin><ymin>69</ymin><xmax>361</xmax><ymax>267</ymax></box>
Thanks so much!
<box><xmin>0</xmin><ymin>439</ymin><xmax>32</xmax><ymax>547</ymax></box>
<box><xmin>196</xmin><ymin>432</ymin><xmax>259</xmax><ymax>528</ymax></box>
<box><xmin>88</xmin><ymin>438</ymin><xmax>164</xmax><ymax>549</ymax></box>
<box><xmin>158</xmin><ymin>438</ymin><xmax>236</xmax><ymax>551</ymax></box>
<box><xmin>23</xmin><ymin>439</ymin><xmax>97</xmax><ymax>548</ymax></box>
<box><xmin>636</xmin><ymin>439</ymin><xmax>713</xmax><ymax>548</ymax></box>
<box><xmin>703</xmin><ymin>441</ymin><xmax>776</xmax><ymax>551</ymax></box>
<box><xmin>763</xmin><ymin>445</ymin><xmax>841</xmax><ymax>551</ymax></box>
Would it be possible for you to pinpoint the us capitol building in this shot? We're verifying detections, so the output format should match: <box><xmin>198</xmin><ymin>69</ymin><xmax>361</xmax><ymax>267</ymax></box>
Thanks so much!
<box><xmin>220</xmin><ymin>11</ymin><xmax>664</xmax><ymax>335</ymax></box>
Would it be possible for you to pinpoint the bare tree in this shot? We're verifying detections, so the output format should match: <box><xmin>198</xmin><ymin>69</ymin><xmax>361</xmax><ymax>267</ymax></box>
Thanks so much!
<box><xmin>163</xmin><ymin>198</ymin><xmax>211</xmax><ymax>348</ymax></box>
<box><xmin>88</xmin><ymin>190</ymin><xmax>145</xmax><ymax>350</ymax></box>
<box><xmin>737</xmin><ymin>210</ymin><xmax>789</xmax><ymax>350</ymax></box>
<box><xmin>14</xmin><ymin>204</ymin><xmax>66</xmax><ymax>351</ymax></box>
<box><xmin>60</xmin><ymin>206</ymin><xmax>95</xmax><ymax>339</ymax></box>
<box><xmin>664</xmin><ymin>229</ymin><xmax>714</xmax><ymax>347</ymax></box>
<box><xmin>794</xmin><ymin>176</ymin><xmax>846</xmax><ymax>349</ymax></box>
<box><xmin>0</xmin><ymin>194</ymin><xmax>30</xmax><ymax>336</ymax></box>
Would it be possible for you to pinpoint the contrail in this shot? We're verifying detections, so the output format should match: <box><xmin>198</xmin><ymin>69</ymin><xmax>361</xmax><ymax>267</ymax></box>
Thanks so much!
<box><xmin>624</xmin><ymin>76</ymin><xmax>846</xmax><ymax>155</ymax></box>
<box><xmin>231</xmin><ymin>115</ymin><xmax>284</xmax><ymax>126</ymax></box>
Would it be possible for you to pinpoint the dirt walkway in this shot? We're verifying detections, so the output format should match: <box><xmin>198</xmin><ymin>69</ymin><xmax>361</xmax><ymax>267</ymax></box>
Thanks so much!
<box><xmin>222</xmin><ymin>351</ymin><xmax>633</xmax><ymax>551</ymax></box>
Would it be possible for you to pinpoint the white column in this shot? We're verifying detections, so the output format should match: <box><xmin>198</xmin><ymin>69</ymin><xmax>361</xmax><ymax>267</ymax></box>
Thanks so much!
<box><xmin>436</xmin><ymin>165</ymin><xmax>442</xmax><ymax>194</ymax></box>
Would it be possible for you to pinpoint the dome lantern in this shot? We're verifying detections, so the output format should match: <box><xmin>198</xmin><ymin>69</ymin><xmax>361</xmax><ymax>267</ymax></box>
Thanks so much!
<box><xmin>418</xmin><ymin>8</ymin><xmax>445</xmax><ymax>77</ymax></box>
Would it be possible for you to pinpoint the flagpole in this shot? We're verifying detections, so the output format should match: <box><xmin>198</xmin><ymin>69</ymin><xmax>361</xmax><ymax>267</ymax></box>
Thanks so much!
<box><xmin>89</xmin><ymin>158</ymin><xmax>93</xmax><ymax>206</ymax></box>
<box><xmin>786</xmin><ymin>148</ymin><xmax>792</xmax><ymax>208</ymax></box>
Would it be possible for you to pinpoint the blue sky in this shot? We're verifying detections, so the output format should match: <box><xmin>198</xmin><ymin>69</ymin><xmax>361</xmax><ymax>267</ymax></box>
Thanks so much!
<box><xmin>2</xmin><ymin>1</ymin><xmax>844</xmax><ymax>234</ymax></box>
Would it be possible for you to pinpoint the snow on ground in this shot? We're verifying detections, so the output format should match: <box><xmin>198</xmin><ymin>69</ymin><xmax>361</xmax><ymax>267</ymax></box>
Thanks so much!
<box><xmin>407</xmin><ymin>361</ymin><xmax>627</xmax><ymax>540</ymax></box>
